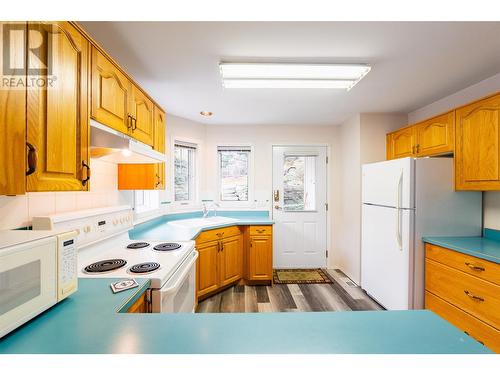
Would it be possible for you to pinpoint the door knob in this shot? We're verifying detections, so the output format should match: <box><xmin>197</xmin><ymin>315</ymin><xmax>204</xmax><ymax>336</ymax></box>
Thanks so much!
<box><xmin>274</xmin><ymin>205</ymin><xmax>282</xmax><ymax>210</ymax></box>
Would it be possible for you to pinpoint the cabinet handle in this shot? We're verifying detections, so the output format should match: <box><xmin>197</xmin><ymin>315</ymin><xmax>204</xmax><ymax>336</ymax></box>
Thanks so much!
<box><xmin>465</xmin><ymin>262</ymin><xmax>485</xmax><ymax>272</ymax></box>
<box><xmin>257</xmin><ymin>229</ymin><xmax>265</xmax><ymax>233</ymax></box>
<box><xmin>132</xmin><ymin>116</ymin><xmax>137</xmax><ymax>130</ymax></box>
<box><xmin>155</xmin><ymin>173</ymin><xmax>161</xmax><ymax>188</ymax></box>
<box><xmin>217</xmin><ymin>232</ymin><xmax>224</xmax><ymax>237</ymax></box>
<box><xmin>127</xmin><ymin>114</ymin><xmax>132</xmax><ymax>130</ymax></box>
<box><xmin>464</xmin><ymin>290</ymin><xmax>484</xmax><ymax>302</ymax></box>
<box><xmin>26</xmin><ymin>142</ymin><xmax>38</xmax><ymax>176</ymax></box>
<box><xmin>82</xmin><ymin>160</ymin><xmax>91</xmax><ymax>186</ymax></box>
<box><xmin>250</xmin><ymin>240</ymin><xmax>252</xmax><ymax>247</ymax></box>
<box><xmin>416</xmin><ymin>144</ymin><xmax>420</xmax><ymax>153</ymax></box>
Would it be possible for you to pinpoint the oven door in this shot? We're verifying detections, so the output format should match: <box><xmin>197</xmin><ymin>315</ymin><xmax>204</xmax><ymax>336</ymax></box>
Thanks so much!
<box><xmin>0</xmin><ymin>236</ymin><xmax>58</xmax><ymax>338</ymax></box>
<box><xmin>152</xmin><ymin>250</ymin><xmax>198</xmax><ymax>313</ymax></box>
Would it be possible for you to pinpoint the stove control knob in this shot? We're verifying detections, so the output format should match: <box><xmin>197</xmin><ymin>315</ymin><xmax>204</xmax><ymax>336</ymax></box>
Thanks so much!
<box><xmin>120</xmin><ymin>217</ymin><xmax>124</xmax><ymax>224</ymax></box>
<box><xmin>113</xmin><ymin>219</ymin><xmax>119</xmax><ymax>225</ymax></box>
<box><xmin>83</xmin><ymin>225</ymin><xmax>91</xmax><ymax>233</ymax></box>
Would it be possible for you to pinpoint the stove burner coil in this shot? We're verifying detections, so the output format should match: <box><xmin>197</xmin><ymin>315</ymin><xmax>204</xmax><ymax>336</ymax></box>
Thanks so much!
<box><xmin>84</xmin><ymin>259</ymin><xmax>127</xmax><ymax>273</ymax></box>
<box><xmin>126</xmin><ymin>242</ymin><xmax>150</xmax><ymax>249</ymax></box>
<box><xmin>129</xmin><ymin>262</ymin><xmax>161</xmax><ymax>274</ymax></box>
<box><xmin>153</xmin><ymin>243</ymin><xmax>182</xmax><ymax>251</ymax></box>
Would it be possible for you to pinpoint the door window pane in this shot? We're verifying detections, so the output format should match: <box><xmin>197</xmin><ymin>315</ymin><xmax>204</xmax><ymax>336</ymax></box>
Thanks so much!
<box><xmin>283</xmin><ymin>156</ymin><xmax>316</xmax><ymax>211</ymax></box>
<box><xmin>219</xmin><ymin>148</ymin><xmax>250</xmax><ymax>201</ymax></box>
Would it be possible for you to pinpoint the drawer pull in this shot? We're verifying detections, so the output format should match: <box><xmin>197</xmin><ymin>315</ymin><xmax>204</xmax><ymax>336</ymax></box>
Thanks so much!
<box><xmin>257</xmin><ymin>229</ymin><xmax>265</xmax><ymax>233</ymax></box>
<box><xmin>464</xmin><ymin>262</ymin><xmax>485</xmax><ymax>272</ymax></box>
<box><xmin>216</xmin><ymin>232</ymin><xmax>224</xmax><ymax>237</ymax></box>
<box><xmin>464</xmin><ymin>290</ymin><xmax>484</xmax><ymax>302</ymax></box>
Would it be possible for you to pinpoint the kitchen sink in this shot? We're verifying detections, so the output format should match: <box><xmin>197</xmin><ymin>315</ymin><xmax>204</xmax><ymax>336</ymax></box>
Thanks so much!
<box><xmin>167</xmin><ymin>216</ymin><xmax>235</xmax><ymax>229</ymax></box>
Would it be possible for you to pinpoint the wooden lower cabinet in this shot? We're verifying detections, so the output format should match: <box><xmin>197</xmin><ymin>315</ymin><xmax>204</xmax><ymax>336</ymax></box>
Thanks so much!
<box><xmin>197</xmin><ymin>240</ymin><xmax>220</xmax><ymax>297</ymax></box>
<box><xmin>248</xmin><ymin>229</ymin><xmax>273</xmax><ymax>281</ymax></box>
<box><xmin>219</xmin><ymin>235</ymin><xmax>243</xmax><ymax>287</ymax></box>
<box><xmin>196</xmin><ymin>225</ymin><xmax>273</xmax><ymax>300</ymax></box>
<box><xmin>425</xmin><ymin>243</ymin><xmax>500</xmax><ymax>352</ymax></box>
<box><xmin>126</xmin><ymin>292</ymin><xmax>149</xmax><ymax>313</ymax></box>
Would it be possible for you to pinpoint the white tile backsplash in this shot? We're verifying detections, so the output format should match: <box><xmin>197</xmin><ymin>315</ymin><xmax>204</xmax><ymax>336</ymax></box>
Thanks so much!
<box><xmin>0</xmin><ymin>159</ymin><xmax>133</xmax><ymax>229</ymax></box>
<box><xmin>0</xmin><ymin>195</ymin><xmax>29</xmax><ymax>229</ymax></box>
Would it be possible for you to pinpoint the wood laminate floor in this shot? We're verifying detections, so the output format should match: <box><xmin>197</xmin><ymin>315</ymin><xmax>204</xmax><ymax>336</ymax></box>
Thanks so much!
<box><xmin>196</xmin><ymin>269</ymin><xmax>383</xmax><ymax>313</ymax></box>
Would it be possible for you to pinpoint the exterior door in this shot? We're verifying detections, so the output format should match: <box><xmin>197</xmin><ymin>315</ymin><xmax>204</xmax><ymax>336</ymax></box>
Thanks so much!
<box><xmin>26</xmin><ymin>22</ymin><xmax>90</xmax><ymax>191</ymax></box>
<box><xmin>272</xmin><ymin>146</ymin><xmax>328</xmax><ymax>268</ymax></box>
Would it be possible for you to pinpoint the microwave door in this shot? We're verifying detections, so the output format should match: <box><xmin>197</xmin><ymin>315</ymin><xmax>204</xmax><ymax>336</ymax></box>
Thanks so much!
<box><xmin>0</xmin><ymin>237</ymin><xmax>58</xmax><ymax>338</ymax></box>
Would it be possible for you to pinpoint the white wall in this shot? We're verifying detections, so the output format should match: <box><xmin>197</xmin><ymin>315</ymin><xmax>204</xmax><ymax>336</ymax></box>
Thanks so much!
<box><xmin>332</xmin><ymin>113</ymin><xmax>407</xmax><ymax>284</ymax></box>
<box><xmin>407</xmin><ymin>72</ymin><xmax>500</xmax><ymax>230</ymax></box>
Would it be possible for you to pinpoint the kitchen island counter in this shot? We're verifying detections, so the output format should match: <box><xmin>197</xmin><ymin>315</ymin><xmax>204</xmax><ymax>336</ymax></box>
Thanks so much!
<box><xmin>0</xmin><ymin>278</ymin><xmax>492</xmax><ymax>354</ymax></box>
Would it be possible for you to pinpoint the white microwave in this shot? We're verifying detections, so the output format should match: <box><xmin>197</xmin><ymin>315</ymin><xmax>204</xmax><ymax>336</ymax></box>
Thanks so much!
<box><xmin>0</xmin><ymin>230</ymin><xmax>78</xmax><ymax>338</ymax></box>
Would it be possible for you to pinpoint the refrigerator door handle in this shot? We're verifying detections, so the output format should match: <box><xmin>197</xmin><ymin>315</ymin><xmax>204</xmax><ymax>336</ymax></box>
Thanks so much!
<box><xmin>396</xmin><ymin>170</ymin><xmax>403</xmax><ymax>251</ymax></box>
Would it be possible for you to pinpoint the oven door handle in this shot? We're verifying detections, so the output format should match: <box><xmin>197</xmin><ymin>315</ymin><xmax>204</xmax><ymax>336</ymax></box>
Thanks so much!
<box><xmin>159</xmin><ymin>251</ymin><xmax>198</xmax><ymax>294</ymax></box>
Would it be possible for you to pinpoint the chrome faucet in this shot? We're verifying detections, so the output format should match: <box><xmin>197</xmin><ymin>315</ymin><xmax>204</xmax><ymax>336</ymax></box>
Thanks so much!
<box><xmin>203</xmin><ymin>202</ymin><xmax>220</xmax><ymax>218</ymax></box>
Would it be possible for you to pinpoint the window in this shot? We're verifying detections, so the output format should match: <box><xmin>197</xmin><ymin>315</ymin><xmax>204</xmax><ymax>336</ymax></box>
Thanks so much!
<box><xmin>134</xmin><ymin>190</ymin><xmax>159</xmax><ymax>214</ymax></box>
<box><xmin>174</xmin><ymin>141</ymin><xmax>197</xmax><ymax>202</ymax></box>
<box><xmin>283</xmin><ymin>155</ymin><xmax>316</xmax><ymax>211</ymax></box>
<box><xmin>218</xmin><ymin>146</ymin><xmax>251</xmax><ymax>201</ymax></box>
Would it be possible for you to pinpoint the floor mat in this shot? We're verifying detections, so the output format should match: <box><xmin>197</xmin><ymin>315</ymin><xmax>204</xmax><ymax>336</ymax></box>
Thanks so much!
<box><xmin>273</xmin><ymin>269</ymin><xmax>332</xmax><ymax>284</ymax></box>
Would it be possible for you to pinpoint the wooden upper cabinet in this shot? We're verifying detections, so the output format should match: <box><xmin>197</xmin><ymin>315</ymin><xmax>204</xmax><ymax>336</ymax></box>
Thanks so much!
<box><xmin>416</xmin><ymin>111</ymin><xmax>455</xmax><ymax>157</ymax></box>
<box><xmin>455</xmin><ymin>93</ymin><xmax>500</xmax><ymax>190</ymax></box>
<box><xmin>129</xmin><ymin>85</ymin><xmax>154</xmax><ymax>146</ymax></box>
<box><xmin>387</xmin><ymin>126</ymin><xmax>416</xmax><ymax>159</ymax></box>
<box><xmin>26</xmin><ymin>22</ymin><xmax>90</xmax><ymax>192</ymax></box>
<box><xmin>91</xmin><ymin>46</ymin><xmax>130</xmax><ymax>134</ymax></box>
<box><xmin>0</xmin><ymin>22</ymin><xmax>26</xmax><ymax>195</ymax></box>
<box><xmin>153</xmin><ymin>106</ymin><xmax>166</xmax><ymax>190</ymax></box>
<box><xmin>219</xmin><ymin>235</ymin><xmax>243</xmax><ymax>287</ymax></box>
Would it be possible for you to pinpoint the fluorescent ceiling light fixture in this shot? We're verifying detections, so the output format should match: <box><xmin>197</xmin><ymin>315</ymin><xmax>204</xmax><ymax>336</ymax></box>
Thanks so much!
<box><xmin>219</xmin><ymin>63</ymin><xmax>371</xmax><ymax>90</ymax></box>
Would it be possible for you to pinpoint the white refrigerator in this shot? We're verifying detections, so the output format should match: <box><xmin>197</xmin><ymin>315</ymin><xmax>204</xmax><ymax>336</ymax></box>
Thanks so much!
<box><xmin>361</xmin><ymin>157</ymin><xmax>482</xmax><ymax>310</ymax></box>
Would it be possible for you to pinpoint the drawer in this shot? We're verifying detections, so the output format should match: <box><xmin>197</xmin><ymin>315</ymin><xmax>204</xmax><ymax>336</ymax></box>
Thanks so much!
<box><xmin>425</xmin><ymin>259</ymin><xmax>500</xmax><ymax>329</ymax></box>
<box><xmin>249</xmin><ymin>225</ymin><xmax>273</xmax><ymax>236</ymax></box>
<box><xmin>196</xmin><ymin>225</ymin><xmax>242</xmax><ymax>244</ymax></box>
<box><xmin>426</xmin><ymin>291</ymin><xmax>499</xmax><ymax>353</ymax></box>
<box><xmin>425</xmin><ymin>243</ymin><xmax>500</xmax><ymax>285</ymax></box>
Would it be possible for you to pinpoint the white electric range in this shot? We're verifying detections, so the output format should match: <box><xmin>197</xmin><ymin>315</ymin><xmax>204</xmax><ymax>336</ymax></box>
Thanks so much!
<box><xmin>32</xmin><ymin>206</ymin><xmax>198</xmax><ymax>313</ymax></box>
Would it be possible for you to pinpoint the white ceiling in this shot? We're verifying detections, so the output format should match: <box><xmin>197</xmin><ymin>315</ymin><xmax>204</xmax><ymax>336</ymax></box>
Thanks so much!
<box><xmin>81</xmin><ymin>22</ymin><xmax>500</xmax><ymax>126</ymax></box>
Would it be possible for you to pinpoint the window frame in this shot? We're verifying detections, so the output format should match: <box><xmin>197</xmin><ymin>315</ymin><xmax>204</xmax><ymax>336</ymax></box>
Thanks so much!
<box><xmin>216</xmin><ymin>144</ymin><xmax>254</xmax><ymax>208</ymax></box>
<box><xmin>171</xmin><ymin>138</ymin><xmax>200</xmax><ymax>209</ymax></box>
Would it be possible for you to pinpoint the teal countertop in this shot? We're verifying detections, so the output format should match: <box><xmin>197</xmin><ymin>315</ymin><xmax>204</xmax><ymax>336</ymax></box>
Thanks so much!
<box><xmin>423</xmin><ymin>228</ymin><xmax>500</xmax><ymax>264</ymax></box>
<box><xmin>0</xmin><ymin>278</ymin><xmax>491</xmax><ymax>354</ymax></box>
<box><xmin>129</xmin><ymin>210</ymin><xmax>274</xmax><ymax>241</ymax></box>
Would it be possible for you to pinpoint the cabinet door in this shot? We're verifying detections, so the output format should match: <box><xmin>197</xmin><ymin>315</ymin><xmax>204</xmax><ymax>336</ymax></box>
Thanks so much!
<box><xmin>219</xmin><ymin>235</ymin><xmax>243</xmax><ymax>287</ymax></box>
<box><xmin>416</xmin><ymin>111</ymin><xmax>455</xmax><ymax>156</ymax></box>
<box><xmin>26</xmin><ymin>22</ymin><xmax>90</xmax><ymax>191</ymax></box>
<box><xmin>248</xmin><ymin>235</ymin><xmax>273</xmax><ymax>281</ymax></box>
<box><xmin>129</xmin><ymin>85</ymin><xmax>154</xmax><ymax>146</ymax></box>
<box><xmin>196</xmin><ymin>240</ymin><xmax>220</xmax><ymax>298</ymax></box>
<box><xmin>455</xmin><ymin>93</ymin><xmax>500</xmax><ymax>190</ymax></box>
<box><xmin>387</xmin><ymin>127</ymin><xmax>416</xmax><ymax>159</ymax></box>
<box><xmin>91</xmin><ymin>46</ymin><xmax>130</xmax><ymax>134</ymax></box>
<box><xmin>0</xmin><ymin>22</ymin><xmax>26</xmax><ymax>195</ymax></box>
<box><xmin>153</xmin><ymin>107</ymin><xmax>166</xmax><ymax>190</ymax></box>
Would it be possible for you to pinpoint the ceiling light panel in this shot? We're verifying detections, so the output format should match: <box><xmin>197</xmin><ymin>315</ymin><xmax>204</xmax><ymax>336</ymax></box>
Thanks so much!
<box><xmin>219</xmin><ymin>63</ymin><xmax>371</xmax><ymax>90</ymax></box>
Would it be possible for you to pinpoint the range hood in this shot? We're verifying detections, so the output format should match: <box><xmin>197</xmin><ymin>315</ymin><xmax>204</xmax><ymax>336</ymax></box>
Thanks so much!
<box><xmin>90</xmin><ymin>120</ymin><xmax>165</xmax><ymax>164</ymax></box>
